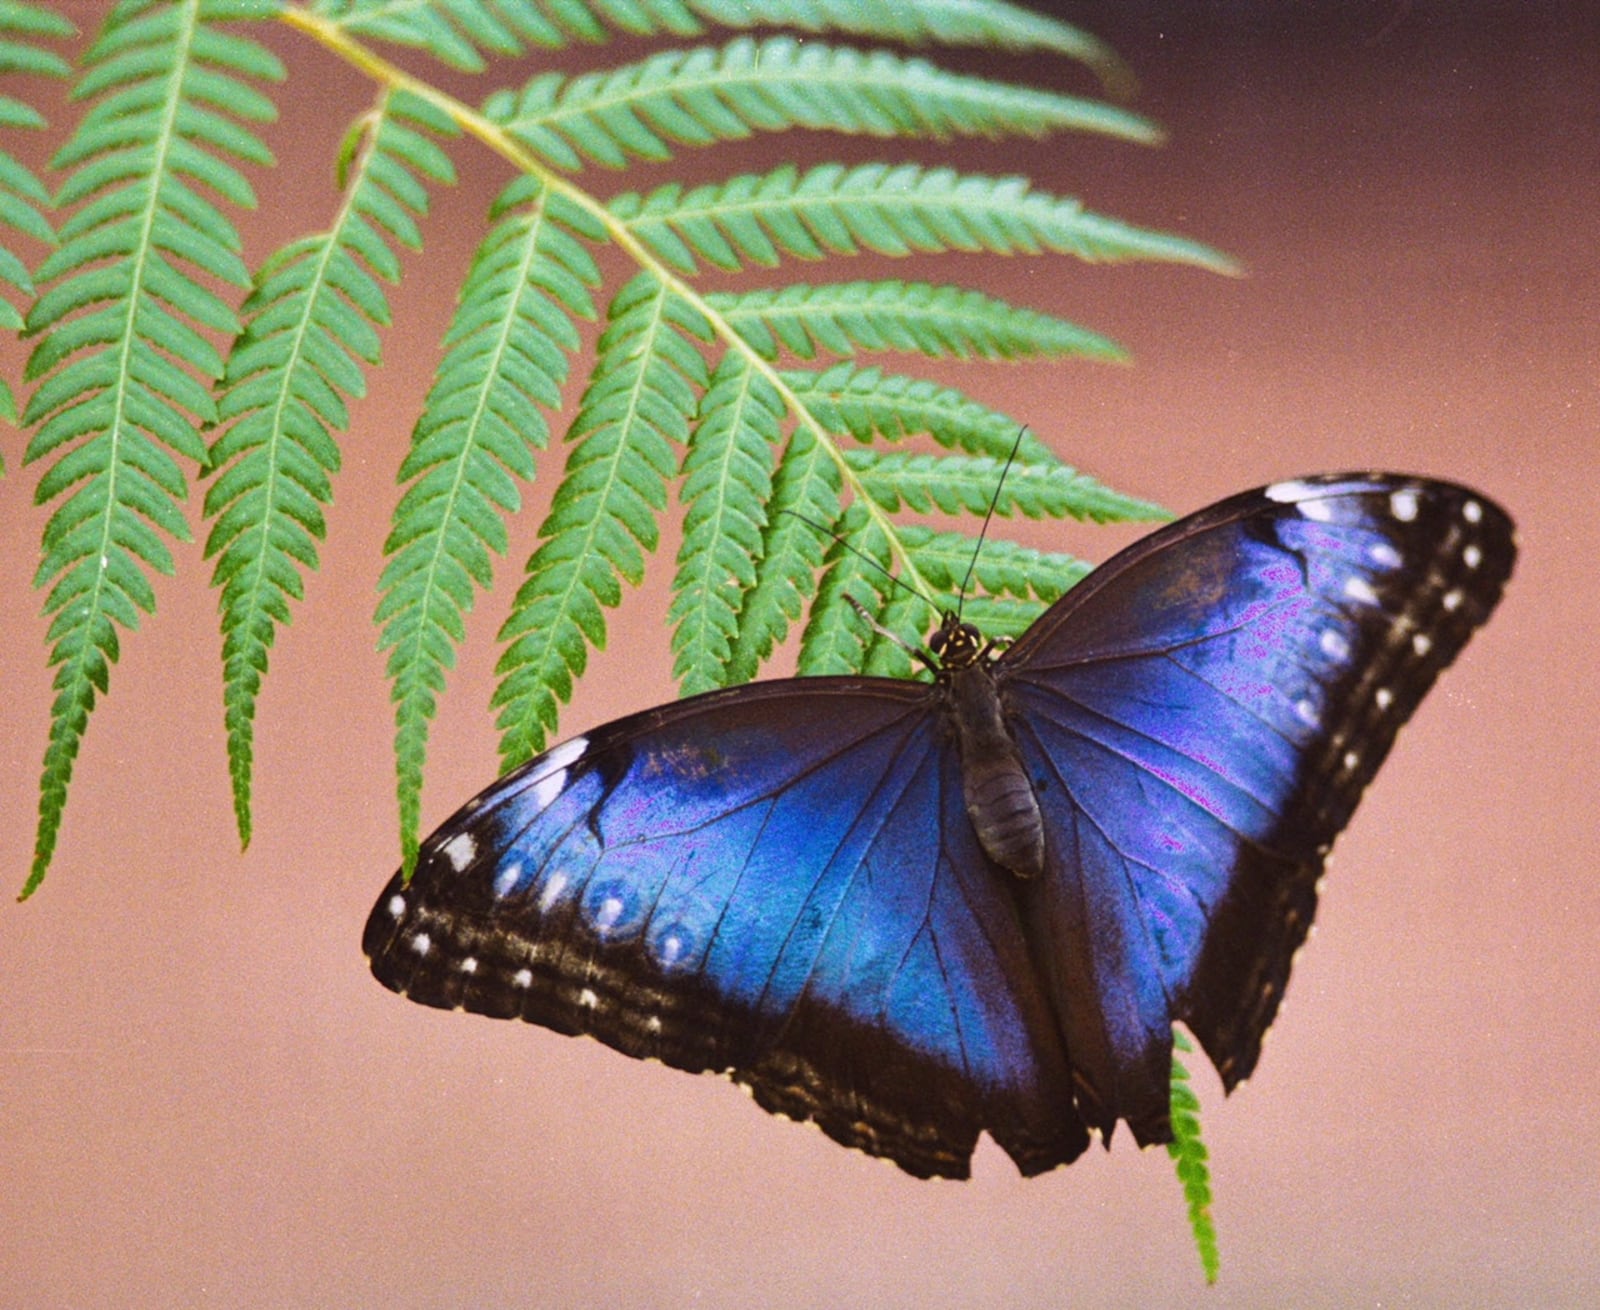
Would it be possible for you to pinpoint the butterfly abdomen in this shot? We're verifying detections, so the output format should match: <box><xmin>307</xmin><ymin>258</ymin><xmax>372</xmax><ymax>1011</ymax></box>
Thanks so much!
<box><xmin>944</xmin><ymin>661</ymin><xmax>1046</xmax><ymax>878</ymax></box>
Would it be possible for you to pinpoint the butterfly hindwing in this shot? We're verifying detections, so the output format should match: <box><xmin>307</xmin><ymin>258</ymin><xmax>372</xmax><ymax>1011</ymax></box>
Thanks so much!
<box><xmin>365</xmin><ymin>680</ymin><xmax>1088</xmax><ymax>1179</ymax></box>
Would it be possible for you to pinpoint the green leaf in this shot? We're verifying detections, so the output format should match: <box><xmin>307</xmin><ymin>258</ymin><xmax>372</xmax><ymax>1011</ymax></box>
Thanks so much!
<box><xmin>847</xmin><ymin>449</ymin><xmax>1169</xmax><ymax>523</ymax></box>
<box><xmin>484</xmin><ymin>35</ymin><xmax>1156</xmax><ymax>173</ymax></box>
<box><xmin>796</xmin><ymin>505</ymin><xmax>896</xmax><ymax>676</ymax></box>
<box><xmin>614</xmin><ymin>162</ymin><xmax>1234</xmax><ymax>276</ymax></box>
<box><xmin>898</xmin><ymin>527</ymin><xmax>1089</xmax><ymax>605</ymax></box>
<box><xmin>492</xmin><ymin>271</ymin><xmax>709</xmax><ymax>769</ymax></box>
<box><xmin>722</xmin><ymin>421</ymin><xmax>841</xmax><ymax>683</ymax></box>
<box><xmin>783</xmin><ymin>361</ymin><xmax>1044</xmax><ymax>458</ymax></box>
<box><xmin>378</xmin><ymin>176</ymin><xmax>598</xmax><ymax>873</ymax></box>
<box><xmin>710</xmin><ymin>279</ymin><xmax>1125</xmax><ymax>362</ymax></box>
<box><xmin>204</xmin><ymin>88</ymin><xmax>453</xmax><ymax>851</ymax></box>
<box><xmin>1169</xmin><ymin>1030</ymin><xmax>1221</xmax><ymax>1284</ymax></box>
<box><xmin>0</xmin><ymin>1</ymin><xmax>75</xmax><ymax>396</ymax></box>
<box><xmin>668</xmin><ymin>352</ymin><xmax>782</xmax><ymax>695</ymax></box>
<box><xmin>19</xmin><ymin>0</ymin><xmax>280</xmax><ymax>898</ymax></box>
<box><xmin>316</xmin><ymin>0</ymin><xmax>1125</xmax><ymax>85</ymax></box>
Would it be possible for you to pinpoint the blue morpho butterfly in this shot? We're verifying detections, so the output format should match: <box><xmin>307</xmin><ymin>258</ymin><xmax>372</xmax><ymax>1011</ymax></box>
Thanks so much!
<box><xmin>365</xmin><ymin>473</ymin><xmax>1514</xmax><ymax>1179</ymax></box>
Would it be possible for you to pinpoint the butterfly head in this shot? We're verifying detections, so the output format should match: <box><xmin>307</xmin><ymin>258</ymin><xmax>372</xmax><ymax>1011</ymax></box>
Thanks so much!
<box><xmin>927</xmin><ymin>611</ymin><xmax>989</xmax><ymax>670</ymax></box>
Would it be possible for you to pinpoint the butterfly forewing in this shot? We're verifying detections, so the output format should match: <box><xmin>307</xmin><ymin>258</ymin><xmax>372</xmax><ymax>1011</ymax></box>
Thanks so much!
<box><xmin>366</xmin><ymin>472</ymin><xmax>1514</xmax><ymax>1179</ymax></box>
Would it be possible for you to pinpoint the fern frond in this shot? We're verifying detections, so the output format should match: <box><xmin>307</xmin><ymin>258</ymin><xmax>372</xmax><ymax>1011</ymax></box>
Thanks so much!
<box><xmin>492</xmin><ymin>271</ymin><xmax>710</xmax><ymax>769</ymax></box>
<box><xmin>313</xmin><ymin>0</ymin><xmax>702</xmax><ymax>72</ymax></box>
<box><xmin>317</xmin><ymin>0</ymin><xmax>1126</xmax><ymax>87</ymax></box>
<box><xmin>899</xmin><ymin>526</ymin><xmax>1088</xmax><ymax>604</ymax></box>
<box><xmin>668</xmin><ymin>352</ymin><xmax>782</xmax><ymax>696</ymax></box>
<box><xmin>18</xmin><ymin>0</ymin><xmax>282</xmax><ymax>898</ymax></box>
<box><xmin>1169</xmin><ymin>1030</ymin><xmax>1221</xmax><ymax>1283</ymax></box>
<box><xmin>847</xmin><ymin>449</ymin><xmax>1167</xmax><ymax>523</ymax></box>
<box><xmin>723</xmin><ymin>422</ymin><xmax>841</xmax><ymax>683</ymax></box>
<box><xmin>204</xmin><ymin>88</ymin><xmax>453</xmax><ymax>852</ymax></box>
<box><xmin>0</xmin><ymin>1</ymin><xmax>74</xmax><ymax>428</ymax></box>
<box><xmin>378</xmin><ymin>176</ymin><xmax>601</xmax><ymax>872</ymax></box>
<box><xmin>485</xmin><ymin>35</ymin><xmax>1156</xmax><ymax>172</ymax></box>
<box><xmin>783</xmin><ymin>361</ymin><xmax>1040</xmax><ymax>460</ymax></box>
<box><xmin>614</xmin><ymin>163</ymin><xmax>1233</xmax><ymax>276</ymax></box>
<box><xmin>711</xmin><ymin>279</ymin><xmax>1123</xmax><ymax>363</ymax></box>
<box><xmin>796</xmin><ymin>505</ymin><xmax>895</xmax><ymax>676</ymax></box>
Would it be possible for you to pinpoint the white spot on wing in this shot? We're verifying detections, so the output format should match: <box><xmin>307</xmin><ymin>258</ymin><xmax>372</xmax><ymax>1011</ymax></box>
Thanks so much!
<box><xmin>1463</xmin><ymin>499</ymin><xmax>1483</xmax><ymax>524</ymax></box>
<box><xmin>595</xmin><ymin>895</ymin><xmax>625</xmax><ymax>930</ymax></box>
<box><xmin>1463</xmin><ymin>544</ymin><xmax>1483</xmax><ymax>569</ymax></box>
<box><xmin>387</xmin><ymin>894</ymin><xmax>406</xmax><ymax>919</ymax></box>
<box><xmin>1342</xmin><ymin>750</ymin><xmax>1360</xmax><ymax>771</ymax></box>
<box><xmin>459</xmin><ymin>957</ymin><xmax>478</xmax><ymax>974</ymax></box>
<box><xmin>409</xmin><ymin>933</ymin><xmax>431</xmax><ymax>957</ymax></box>
<box><xmin>1295</xmin><ymin>697</ymin><xmax>1320</xmax><ymax>727</ymax></box>
<box><xmin>441</xmin><ymin>832</ymin><xmax>476</xmax><ymax>872</ymax></box>
<box><xmin>1320</xmin><ymin>628</ymin><xmax>1351</xmax><ymax>660</ymax></box>
<box><xmin>1442</xmin><ymin>589</ymin><xmax>1463</xmax><ymax>612</ymax></box>
<box><xmin>1369</xmin><ymin>541</ymin><xmax>1403</xmax><ymax>569</ymax></box>
<box><xmin>512</xmin><ymin>969</ymin><xmax>533</xmax><ymax>989</ymax></box>
<box><xmin>1344</xmin><ymin>576</ymin><xmax>1380</xmax><ymax>606</ymax></box>
<box><xmin>646</xmin><ymin>1016</ymin><xmax>663</xmax><ymax>1035</ymax></box>
<box><xmin>1390</xmin><ymin>488</ymin><xmax>1420</xmax><ymax>522</ymax></box>
<box><xmin>538</xmin><ymin>872</ymin><xmax>568</xmax><ymax>914</ymax></box>
<box><xmin>1412</xmin><ymin>632</ymin><xmax>1433</xmax><ymax>656</ymax></box>
<box><xmin>578</xmin><ymin>988</ymin><xmax>599</xmax><ymax>1009</ymax></box>
<box><xmin>531</xmin><ymin>735</ymin><xmax>589</xmax><ymax>812</ymax></box>
<box><xmin>1265</xmin><ymin>479</ymin><xmax>1320</xmax><ymax>503</ymax></box>
<box><xmin>492</xmin><ymin>860</ymin><xmax>524</xmax><ymax>900</ymax></box>
<box><xmin>1375</xmin><ymin>687</ymin><xmax>1394</xmax><ymax>710</ymax></box>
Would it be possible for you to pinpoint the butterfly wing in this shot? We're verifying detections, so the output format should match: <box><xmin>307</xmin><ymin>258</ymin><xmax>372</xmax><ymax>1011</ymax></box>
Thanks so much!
<box><xmin>994</xmin><ymin>474</ymin><xmax>1516</xmax><ymax>1144</ymax></box>
<box><xmin>365</xmin><ymin>679</ymin><xmax>1088</xmax><ymax>1179</ymax></box>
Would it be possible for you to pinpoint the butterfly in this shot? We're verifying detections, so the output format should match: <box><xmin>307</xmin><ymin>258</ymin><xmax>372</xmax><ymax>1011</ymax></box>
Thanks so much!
<box><xmin>364</xmin><ymin>473</ymin><xmax>1514</xmax><ymax>1180</ymax></box>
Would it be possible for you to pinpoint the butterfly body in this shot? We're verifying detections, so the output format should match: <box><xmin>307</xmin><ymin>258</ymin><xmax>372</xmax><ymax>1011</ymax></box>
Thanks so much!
<box><xmin>365</xmin><ymin>473</ymin><xmax>1514</xmax><ymax>1179</ymax></box>
<box><xmin>929</xmin><ymin>618</ymin><xmax>1046</xmax><ymax>878</ymax></box>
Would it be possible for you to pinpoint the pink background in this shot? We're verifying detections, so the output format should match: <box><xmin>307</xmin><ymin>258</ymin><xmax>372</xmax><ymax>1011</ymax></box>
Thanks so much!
<box><xmin>3</xmin><ymin>4</ymin><xmax>1597</xmax><ymax>1305</ymax></box>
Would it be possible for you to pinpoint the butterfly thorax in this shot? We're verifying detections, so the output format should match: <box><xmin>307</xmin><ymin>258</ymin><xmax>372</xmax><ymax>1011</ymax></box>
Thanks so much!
<box><xmin>932</xmin><ymin>614</ymin><xmax>1045</xmax><ymax>879</ymax></box>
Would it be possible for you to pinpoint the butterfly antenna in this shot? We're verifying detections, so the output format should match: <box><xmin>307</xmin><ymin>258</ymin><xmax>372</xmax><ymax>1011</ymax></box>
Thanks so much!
<box><xmin>957</xmin><ymin>426</ymin><xmax>1028</xmax><ymax>620</ymax></box>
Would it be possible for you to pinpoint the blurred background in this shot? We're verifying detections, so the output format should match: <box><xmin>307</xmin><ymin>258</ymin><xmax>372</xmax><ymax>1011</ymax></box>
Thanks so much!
<box><xmin>2</xmin><ymin>1</ymin><xmax>1596</xmax><ymax>1305</ymax></box>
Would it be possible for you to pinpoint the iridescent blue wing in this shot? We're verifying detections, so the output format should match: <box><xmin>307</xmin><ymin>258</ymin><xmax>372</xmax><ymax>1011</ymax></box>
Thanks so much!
<box><xmin>994</xmin><ymin>474</ymin><xmax>1515</xmax><ymax>1145</ymax></box>
<box><xmin>365</xmin><ymin>680</ymin><xmax>1089</xmax><ymax>1179</ymax></box>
